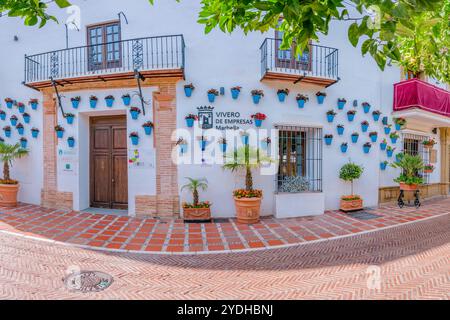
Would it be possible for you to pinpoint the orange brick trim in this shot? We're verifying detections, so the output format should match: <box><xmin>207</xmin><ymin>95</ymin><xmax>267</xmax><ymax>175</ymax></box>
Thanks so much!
<box><xmin>135</xmin><ymin>196</ymin><xmax>157</xmax><ymax>217</ymax></box>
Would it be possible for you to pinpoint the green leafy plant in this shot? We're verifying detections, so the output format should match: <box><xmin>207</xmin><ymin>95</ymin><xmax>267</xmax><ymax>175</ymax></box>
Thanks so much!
<box><xmin>391</xmin><ymin>154</ymin><xmax>425</xmax><ymax>186</ymax></box>
<box><xmin>0</xmin><ymin>143</ymin><xmax>29</xmax><ymax>185</ymax></box>
<box><xmin>181</xmin><ymin>178</ymin><xmax>209</xmax><ymax>208</ymax></box>
<box><xmin>339</xmin><ymin>162</ymin><xmax>364</xmax><ymax>196</ymax></box>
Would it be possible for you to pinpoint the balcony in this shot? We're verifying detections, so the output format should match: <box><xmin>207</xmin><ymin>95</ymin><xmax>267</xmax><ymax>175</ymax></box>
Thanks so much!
<box><xmin>393</xmin><ymin>79</ymin><xmax>450</xmax><ymax>127</ymax></box>
<box><xmin>260</xmin><ymin>38</ymin><xmax>339</xmax><ymax>86</ymax></box>
<box><xmin>24</xmin><ymin>35</ymin><xmax>185</xmax><ymax>90</ymax></box>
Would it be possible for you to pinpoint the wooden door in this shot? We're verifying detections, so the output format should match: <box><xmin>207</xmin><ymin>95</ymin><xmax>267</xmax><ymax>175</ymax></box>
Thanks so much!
<box><xmin>90</xmin><ymin>116</ymin><xmax>128</xmax><ymax>209</ymax></box>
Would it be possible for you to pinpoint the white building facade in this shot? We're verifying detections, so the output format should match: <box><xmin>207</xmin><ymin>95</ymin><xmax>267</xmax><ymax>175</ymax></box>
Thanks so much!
<box><xmin>0</xmin><ymin>0</ymin><xmax>448</xmax><ymax>218</ymax></box>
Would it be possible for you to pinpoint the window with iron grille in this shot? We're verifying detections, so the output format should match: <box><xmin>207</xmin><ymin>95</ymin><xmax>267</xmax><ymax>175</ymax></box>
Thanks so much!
<box><xmin>276</xmin><ymin>126</ymin><xmax>323</xmax><ymax>193</ymax></box>
<box><xmin>403</xmin><ymin>133</ymin><xmax>430</xmax><ymax>184</ymax></box>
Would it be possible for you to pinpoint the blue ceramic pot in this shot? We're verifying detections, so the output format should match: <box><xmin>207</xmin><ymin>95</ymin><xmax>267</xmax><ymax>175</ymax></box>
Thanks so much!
<box><xmin>184</xmin><ymin>87</ymin><xmax>193</xmax><ymax>98</ymax></box>
<box><xmin>122</xmin><ymin>96</ymin><xmax>131</xmax><ymax>106</ymax></box>
<box><xmin>363</xmin><ymin>146</ymin><xmax>371</xmax><ymax>154</ymax></box>
<box><xmin>370</xmin><ymin>134</ymin><xmax>378</xmax><ymax>143</ymax></box>
<box><xmin>18</xmin><ymin>106</ymin><xmax>25</xmax><ymax>114</ymax></box>
<box><xmin>351</xmin><ymin>135</ymin><xmax>359</xmax><ymax>143</ymax></box>
<box><xmin>384</xmin><ymin>127</ymin><xmax>392</xmax><ymax>135</ymax></box>
<box><xmin>4</xmin><ymin>130</ymin><xmax>11</xmax><ymax>138</ymax></box>
<box><xmin>131</xmin><ymin>136</ymin><xmax>139</xmax><ymax>146</ymax></box>
<box><xmin>255</xmin><ymin>119</ymin><xmax>263</xmax><ymax>128</ymax></box>
<box><xmin>30</xmin><ymin>102</ymin><xmax>38</xmax><ymax>110</ymax></box>
<box><xmin>231</xmin><ymin>89</ymin><xmax>240</xmax><ymax>100</ymax></box>
<box><xmin>68</xmin><ymin>139</ymin><xmax>75</xmax><ymax>148</ymax></box>
<box><xmin>20</xmin><ymin>140</ymin><xmax>27</xmax><ymax>149</ymax></box>
<box><xmin>199</xmin><ymin>140</ymin><xmax>207</xmax><ymax>151</ymax></box>
<box><xmin>144</xmin><ymin>126</ymin><xmax>153</xmax><ymax>136</ymax></box>
<box><xmin>0</xmin><ymin>113</ymin><xmax>5</xmax><ymax>121</ymax></box>
<box><xmin>324</xmin><ymin>137</ymin><xmax>333</xmax><ymax>146</ymax></box>
<box><xmin>277</xmin><ymin>92</ymin><xmax>287</xmax><ymax>103</ymax></box>
<box><xmin>56</xmin><ymin>130</ymin><xmax>64</xmax><ymax>139</ymax></box>
<box><xmin>387</xmin><ymin>149</ymin><xmax>394</xmax><ymax>158</ymax></box>
<box><xmin>337</xmin><ymin>127</ymin><xmax>345</xmax><ymax>135</ymax></box>
<box><xmin>317</xmin><ymin>95</ymin><xmax>325</xmax><ymax>105</ymax></box>
<box><xmin>252</xmin><ymin>94</ymin><xmax>262</xmax><ymax>105</ymax></box>
<box><xmin>208</xmin><ymin>93</ymin><xmax>216</xmax><ymax>103</ymax></box>
<box><xmin>382</xmin><ymin>117</ymin><xmax>389</xmax><ymax>125</ymax></box>
<box><xmin>17</xmin><ymin>127</ymin><xmax>24</xmax><ymax>135</ymax></box>
<box><xmin>341</xmin><ymin>145</ymin><xmax>348</xmax><ymax>153</ymax></box>
<box><xmin>380</xmin><ymin>142</ymin><xmax>387</xmax><ymax>151</ymax></box>
<box><xmin>32</xmin><ymin>130</ymin><xmax>39</xmax><ymax>138</ymax></box>
<box><xmin>395</xmin><ymin>123</ymin><xmax>402</xmax><ymax>131</ymax></box>
<box><xmin>380</xmin><ymin>162</ymin><xmax>388</xmax><ymax>171</ymax></box>
<box><xmin>220</xmin><ymin>143</ymin><xmax>227</xmax><ymax>153</ymax></box>
<box><xmin>337</xmin><ymin>101</ymin><xmax>346</xmax><ymax>110</ymax></box>
<box><xmin>363</xmin><ymin>105</ymin><xmax>371</xmax><ymax>114</ymax></box>
<box><xmin>347</xmin><ymin>114</ymin><xmax>355</xmax><ymax>122</ymax></box>
<box><xmin>6</xmin><ymin>101</ymin><xmax>13</xmax><ymax>109</ymax></box>
<box><xmin>297</xmin><ymin>99</ymin><xmax>306</xmax><ymax>109</ymax></box>
<box><xmin>373</xmin><ymin>113</ymin><xmax>380</xmax><ymax>122</ymax></box>
<box><xmin>186</xmin><ymin>118</ymin><xmax>194</xmax><ymax>128</ymax></box>
<box><xmin>66</xmin><ymin>116</ymin><xmax>74</xmax><ymax>125</ymax></box>
<box><xmin>130</xmin><ymin>111</ymin><xmax>140</xmax><ymax>120</ymax></box>
<box><xmin>241</xmin><ymin>135</ymin><xmax>249</xmax><ymax>145</ymax></box>
<box><xmin>105</xmin><ymin>98</ymin><xmax>115</xmax><ymax>108</ymax></box>
<box><xmin>23</xmin><ymin>115</ymin><xmax>31</xmax><ymax>124</ymax></box>
<box><xmin>10</xmin><ymin>119</ymin><xmax>17</xmax><ymax>126</ymax></box>
<box><xmin>327</xmin><ymin>114</ymin><xmax>335</xmax><ymax>123</ymax></box>
<box><xmin>391</xmin><ymin>137</ymin><xmax>398</xmax><ymax>144</ymax></box>
<box><xmin>90</xmin><ymin>99</ymin><xmax>98</xmax><ymax>109</ymax></box>
<box><xmin>361</xmin><ymin>124</ymin><xmax>369</xmax><ymax>132</ymax></box>
<box><xmin>71</xmin><ymin>100</ymin><xmax>80</xmax><ymax>109</ymax></box>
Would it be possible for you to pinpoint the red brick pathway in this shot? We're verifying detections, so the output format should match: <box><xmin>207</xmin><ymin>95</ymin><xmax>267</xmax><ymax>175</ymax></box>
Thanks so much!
<box><xmin>0</xmin><ymin>198</ymin><xmax>448</xmax><ymax>254</ymax></box>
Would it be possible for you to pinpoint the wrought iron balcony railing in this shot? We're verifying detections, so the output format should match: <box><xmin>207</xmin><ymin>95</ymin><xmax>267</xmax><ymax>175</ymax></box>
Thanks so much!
<box><xmin>260</xmin><ymin>38</ymin><xmax>339</xmax><ymax>85</ymax></box>
<box><xmin>24</xmin><ymin>34</ymin><xmax>185</xmax><ymax>85</ymax></box>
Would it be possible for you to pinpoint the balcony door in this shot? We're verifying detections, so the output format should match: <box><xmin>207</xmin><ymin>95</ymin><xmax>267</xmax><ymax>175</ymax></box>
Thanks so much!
<box><xmin>275</xmin><ymin>30</ymin><xmax>312</xmax><ymax>72</ymax></box>
<box><xmin>87</xmin><ymin>21</ymin><xmax>122</xmax><ymax>71</ymax></box>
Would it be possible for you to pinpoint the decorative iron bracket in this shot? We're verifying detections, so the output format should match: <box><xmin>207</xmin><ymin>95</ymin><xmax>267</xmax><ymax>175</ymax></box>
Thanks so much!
<box><xmin>50</xmin><ymin>77</ymin><xmax>67</xmax><ymax>118</ymax></box>
<box><xmin>134</xmin><ymin>69</ymin><xmax>147</xmax><ymax>116</ymax></box>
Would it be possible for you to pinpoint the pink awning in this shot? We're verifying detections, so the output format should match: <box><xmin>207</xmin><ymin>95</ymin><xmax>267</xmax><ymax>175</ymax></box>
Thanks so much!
<box><xmin>394</xmin><ymin>79</ymin><xmax>450</xmax><ymax>117</ymax></box>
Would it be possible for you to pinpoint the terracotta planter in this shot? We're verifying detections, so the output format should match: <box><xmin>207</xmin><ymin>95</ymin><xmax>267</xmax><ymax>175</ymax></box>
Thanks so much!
<box><xmin>340</xmin><ymin>198</ymin><xmax>364</xmax><ymax>212</ymax></box>
<box><xmin>424</xmin><ymin>169</ymin><xmax>434</xmax><ymax>174</ymax></box>
<box><xmin>399</xmin><ymin>183</ymin><xmax>419</xmax><ymax>191</ymax></box>
<box><xmin>0</xmin><ymin>183</ymin><xmax>19</xmax><ymax>207</ymax></box>
<box><xmin>183</xmin><ymin>207</ymin><xmax>211</xmax><ymax>222</ymax></box>
<box><xmin>234</xmin><ymin>197</ymin><xmax>262</xmax><ymax>224</ymax></box>
<box><xmin>423</xmin><ymin>144</ymin><xmax>434</xmax><ymax>149</ymax></box>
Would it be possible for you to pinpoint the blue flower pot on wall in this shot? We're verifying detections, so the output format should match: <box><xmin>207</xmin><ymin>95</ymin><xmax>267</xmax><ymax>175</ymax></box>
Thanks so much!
<box><xmin>231</xmin><ymin>89</ymin><xmax>240</xmax><ymax>100</ymax></box>
<box><xmin>10</xmin><ymin>119</ymin><xmax>17</xmax><ymax>126</ymax></box>
<box><xmin>186</xmin><ymin>118</ymin><xmax>195</xmax><ymax>128</ymax></box>
<box><xmin>208</xmin><ymin>93</ymin><xmax>217</xmax><ymax>103</ymax></box>
<box><xmin>363</xmin><ymin>145</ymin><xmax>371</xmax><ymax>154</ymax></box>
<box><xmin>17</xmin><ymin>127</ymin><xmax>24</xmax><ymax>135</ymax></box>
<box><xmin>66</xmin><ymin>116</ymin><xmax>74</xmax><ymax>125</ymax></box>
<box><xmin>241</xmin><ymin>135</ymin><xmax>250</xmax><ymax>145</ymax></box>
<box><xmin>391</xmin><ymin>136</ymin><xmax>398</xmax><ymax>144</ymax></box>
<box><xmin>277</xmin><ymin>92</ymin><xmax>287</xmax><ymax>103</ymax></box>
<box><xmin>0</xmin><ymin>113</ymin><xmax>5</xmax><ymax>121</ymax></box>
<box><xmin>337</xmin><ymin>101</ymin><xmax>346</xmax><ymax>110</ymax></box>
<box><xmin>347</xmin><ymin>114</ymin><xmax>355</xmax><ymax>122</ymax></box>
<box><xmin>395</xmin><ymin>123</ymin><xmax>402</xmax><ymax>131</ymax></box>
<box><xmin>373</xmin><ymin>113</ymin><xmax>381</xmax><ymax>122</ymax></box>
<box><xmin>68</xmin><ymin>139</ymin><xmax>75</xmax><ymax>148</ymax></box>
<box><xmin>297</xmin><ymin>99</ymin><xmax>306</xmax><ymax>109</ymax></box>
<box><xmin>90</xmin><ymin>99</ymin><xmax>98</xmax><ymax>109</ymax></box>
<box><xmin>105</xmin><ymin>98</ymin><xmax>115</xmax><ymax>108</ymax></box>
<box><xmin>32</xmin><ymin>130</ymin><xmax>39</xmax><ymax>138</ymax></box>
<box><xmin>130</xmin><ymin>111</ymin><xmax>140</xmax><ymax>120</ymax></box>
<box><xmin>387</xmin><ymin>149</ymin><xmax>394</xmax><ymax>158</ymax></box>
<box><xmin>370</xmin><ymin>134</ymin><xmax>378</xmax><ymax>143</ymax></box>
<box><xmin>363</xmin><ymin>104</ymin><xmax>371</xmax><ymax>114</ymax></box>
<box><xmin>23</xmin><ymin>115</ymin><xmax>31</xmax><ymax>124</ymax></box>
<box><xmin>382</xmin><ymin>117</ymin><xmax>389</xmax><ymax>125</ymax></box>
<box><xmin>317</xmin><ymin>95</ymin><xmax>325</xmax><ymax>104</ymax></box>
<box><xmin>220</xmin><ymin>143</ymin><xmax>227</xmax><ymax>153</ymax></box>
<box><xmin>380</xmin><ymin>162</ymin><xmax>388</xmax><ymax>171</ymax></box>
<box><xmin>255</xmin><ymin>119</ymin><xmax>263</xmax><ymax>128</ymax></box>
<box><xmin>380</xmin><ymin>142</ymin><xmax>387</xmax><ymax>151</ymax></box>
<box><xmin>184</xmin><ymin>87</ymin><xmax>193</xmax><ymax>98</ymax></box>
<box><xmin>20</xmin><ymin>140</ymin><xmax>27</xmax><ymax>149</ymax></box>
<box><xmin>337</xmin><ymin>126</ymin><xmax>345</xmax><ymax>136</ymax></box>
<box><xmin>56</xmin><ymin>131</ymin><xmax>64</xmax><ymax>139</ymax></box>
<box><xmin>351</xmin><ymin>135</ymin><xmax>359</xmax><ymax>143</ymax></box>
<box><xmin>341</xmin><ymin>144</ymin><xmax>348</xmax><ymax>153</ymax></box>
<box><xmin>144</xmin><ymin>126</ymin><xmax>153</xmax><ymax>136</ymax></box>
<box><xmin>361</xmin><ymin>123</ymin><xmax>369</xmax><ymax>132</ymax></box>
<box><xmin>327</xmin><ymin>114</ymin><xmax>335</xmax><ymax>123</ymax></box>
<box><xmin>324</xmin><ymin>137</ymin><xmax>333</xmax><ymax>146</ymax></box>
<box><xmin>4</xmin><ymin>130</ymin><xmax>11</xmax><ymax>138</ymax></box>
<box><xmin>6</xmin><ymin>101</ymin><xmax>13</xmax><ymax>109</ymax></box>
<box><xmin>130</xmin><ymin>136</ymin><xmax>139</xmax><ymax>146</ymax></box>
<box><xmin>252</xmin><ymin>94</ymin><xmax>262</xmax><ymax>105</ymax></box>
<box><xmin>122</xmin><ymin>96</ymin><xmax>131</xmax><ymax>106</ymax></box>
<box><xmin>384</xmin><ymin>127</ymin><xmax>391</xmax><ymax>135</ymax></box>
<box><xmin>71</xmin><ymin>100</ymin><xmax>80</xmax><ymax>109</ymax></box>
<box><xmin>30</xmin><ymin>102</ymin><xmax>38</xmax><ymax>110</ymax></box>
<box><xmin>18</xmin><ymin>106</ymin><xmax>25</xmax><ymax>114</ymax></box>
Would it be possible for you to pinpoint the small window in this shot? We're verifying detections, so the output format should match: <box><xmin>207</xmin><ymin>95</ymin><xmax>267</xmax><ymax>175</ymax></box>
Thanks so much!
<box><xmin>276</xmin><ymin>126</ymin><xmax>323</xmax><ymax>193</ymax></box>
<box><xmin>87</xmin><ymin>21</ymin><xmax>122</xmax><ymax>71</ymax></box>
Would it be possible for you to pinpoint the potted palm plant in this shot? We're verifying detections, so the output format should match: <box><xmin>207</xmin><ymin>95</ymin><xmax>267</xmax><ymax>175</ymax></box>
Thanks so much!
<box><xmin>223</xmin><ymin>146</ymin><xmax>272</xmax><ymax>224</ymax></box>
<box><xmin>391</xmin><ymin>154</ymin><xmax>424</xmax><ymax>191</ymax></box>
<box><xmin>339</xmin><ymin>162</ymin><xmax>364</xmax><ymax>212</ymax></box>
<box><xmin>0</xmin><ymin>143</ymin><xmax>29</xmax><ymax>207</ymax></box>
<box><xmin>181</xmin><ymin>178</ymin><xmax>211</xmax><ymax>222</ymax></box>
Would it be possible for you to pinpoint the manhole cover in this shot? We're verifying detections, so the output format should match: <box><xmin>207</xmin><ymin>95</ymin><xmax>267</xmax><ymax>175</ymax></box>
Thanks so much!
<box><xmin>349</xmin><ymin>211</ymin><xmax>383</xmax><ymax>221</ymax></box>
<box><xmin>64</xmin><ymin>271</ymin><xmax>113</xmax><ymax>293</ymax></box>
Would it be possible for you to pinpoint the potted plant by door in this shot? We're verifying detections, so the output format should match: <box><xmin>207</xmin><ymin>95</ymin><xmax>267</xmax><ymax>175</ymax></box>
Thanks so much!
<box><xmin>181</xmin><ymin>178</ymin><xmax>212</xmax><ymax>222</ymax></box>
<box><xmin>223</xmin><ymin>146</ymin><xmax>272</xmax><ymax>224</ymax></box>
<box><xmin>423</xmin><ymin>138</ymin><xmax>436</xmax><ymax>149</ymax></box>
<box><xmin>142</xmin><ymin>121</ymin><xmax>154</xmax><ymax>136</ymax></box>
<box><xmin>424</xmin><ymin>164</ymin><xmax>435</xmax><ymax>174</ymax></box>
<box><xmin>391</xmin><ymin>154</ymin><xmax>424</xmax><ymax>191</ymax></box>
<box><xmin>29</xmin><ymin>99</ymin><xmax>39</xmax><ymax>110</ymax></box>
<box><xmin>339</xmin><ymin>162</ymin><xmax>364</xmax><ymax>212</ymax></box>
<box><xmin>316</xmin><ymin>92</ymin><xmax>327</xmax><ymax>104</ymax></box>
<box><xmin>251</xmin><ymin>89</ymin><xmax>264</xmax><ymax>105</ymax></box>
<box><xmin>184</xmin><ymin>83</ymin><xmax>195</xmax><ymax>97</ymax></box>
<box><xmin>277</xmin><ymin>88</ymin><xmax>289</xmax><ymax>102</ymax></box>
<box><xmin>122</xmin><ymin>94</ymin><xmax>131</xmax><ymax>106</ymax></box>
<box><xmin>71</xmin><ymin>96</ymin><xmax>81</xmax><ymax>109</ymax></box>
<box><xmin>296</xmin><ymin>94</ymin><xmax>309</xmax><ymax>108</ymax></box>
<box><xmin>230</xmin><ymin>86</ymin><xmax>242</xmax><ymax>100</ymax></box>
<box><xmin>0</xmin><ymin>143</ymin><xmax>29</xmax><ymax>207</ymax></box>
<box><xmin>207</xmin><ymin>89</ymin><xmax>219</xmax><ymax>103</ymax></box>
<box><xmin>105</xmin><ymin>95</ymin><xmax>115</xmax><ymax>107</ymax></box>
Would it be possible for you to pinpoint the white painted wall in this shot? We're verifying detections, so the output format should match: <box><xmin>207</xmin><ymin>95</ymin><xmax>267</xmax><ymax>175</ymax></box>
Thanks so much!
<box><xmin>0</xmin><ymin>0</ymin><xmax>445</xmax><ymax>215</ymax></box>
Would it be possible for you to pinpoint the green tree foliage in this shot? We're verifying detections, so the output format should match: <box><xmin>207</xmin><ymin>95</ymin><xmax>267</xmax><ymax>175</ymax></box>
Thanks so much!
<box><xmin>339</xmin><ymin>162</ymin><xmax>364</xmax><ymax>195</ymax></box>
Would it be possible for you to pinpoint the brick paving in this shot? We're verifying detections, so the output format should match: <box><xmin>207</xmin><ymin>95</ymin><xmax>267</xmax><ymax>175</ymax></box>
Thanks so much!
<box><xmin>0</xmin><ymin>212</ymin><xmax>448</xmax><ymax>299</ymax></box>
<box><xmin>0</xmin><ymin>198</ymin><xmax>449</xmax><ymax>254</ymax></box>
